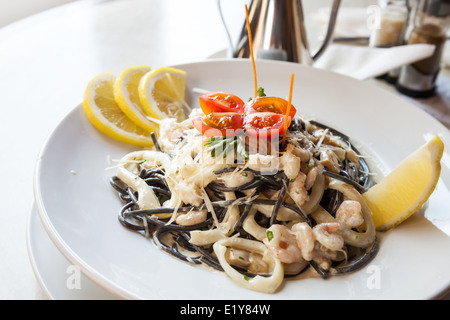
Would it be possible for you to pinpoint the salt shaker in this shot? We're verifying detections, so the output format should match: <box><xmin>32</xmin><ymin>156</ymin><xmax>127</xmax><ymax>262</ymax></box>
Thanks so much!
<box><xmin>370</xmin><ymin>0</ymin><xmax>409</xmax><ymax>82</ymax></box>
<box><xmin>396</xmin><ymin>0</ymin><xmax>450</xmax><ymax>98</ymax></box>
<box><xmin>369</xmin><ymin>0</ymin><xmax>409</xmax><ymax>48</ymax></box>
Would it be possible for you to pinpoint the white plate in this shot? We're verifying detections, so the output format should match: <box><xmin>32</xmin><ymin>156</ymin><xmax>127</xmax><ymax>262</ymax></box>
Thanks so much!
<box><xmin>34</xmin><ymin>59</ymin><xmax>450</xmax><ymax>300</ymax></box>
<box><xmin>26</xmin><ymin>203</ymin><xmax>121</xmax><ymax>300</ymax></box>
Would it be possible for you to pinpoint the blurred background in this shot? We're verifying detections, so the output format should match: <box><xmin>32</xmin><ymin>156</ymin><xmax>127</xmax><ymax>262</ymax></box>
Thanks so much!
<box><xmin>0</xmin><ymin>0</ymin><xmax>76</xmax><ymax>28</ymax></box>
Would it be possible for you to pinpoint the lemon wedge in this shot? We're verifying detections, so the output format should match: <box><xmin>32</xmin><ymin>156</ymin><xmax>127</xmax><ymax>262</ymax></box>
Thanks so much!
<box><xmin>82</xmin><ymin>72</ymin><xmax>154</xmax><ymax>147</ymax></box>
<box><xmin>113</xmin><ymin>65</ymin><xmax>159</xmax><ymax>133</ymax></box>
<box><xmin>363</xmin><ymin>136</ymin><xmax>444</xmax><ymax>231</ymax></box>
<box><xmin>138</xmin><ymin>67</ymin><xmax>188</xmax><ymax>122</ymax></box>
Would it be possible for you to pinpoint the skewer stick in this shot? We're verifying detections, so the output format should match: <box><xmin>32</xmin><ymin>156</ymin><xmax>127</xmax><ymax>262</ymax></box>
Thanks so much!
<box><xmin>282</xmin><ymin>73</ymin><xmax>295</xmax><ymax>146</ymax></box>
<box><xmin>245</xmin><ymin>4</ymin><xmax>258</xmax><ymax>98</ymax></box>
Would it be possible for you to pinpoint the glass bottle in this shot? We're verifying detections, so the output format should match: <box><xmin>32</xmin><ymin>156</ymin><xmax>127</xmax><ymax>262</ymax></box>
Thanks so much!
<box><xmin>370</xmin><ymin>0</ymin><xmax>409</xmax><ymax>82</ymax></box>
<box><xmin>396</xmin><ymin>0</ymin><xmax>450</xmax><ymax>98</ymax></box>
<box><xmin>369</xmin><ymin>0</ymin><xmax>409</xmax><ymax>48</ymax></box>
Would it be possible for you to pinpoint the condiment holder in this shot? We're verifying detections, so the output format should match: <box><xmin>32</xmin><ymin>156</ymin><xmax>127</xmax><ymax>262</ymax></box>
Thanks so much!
<box><xmin>396</xmin><ymin>0</ymin><xmax>450</xmax><ymax>97</ymax></box>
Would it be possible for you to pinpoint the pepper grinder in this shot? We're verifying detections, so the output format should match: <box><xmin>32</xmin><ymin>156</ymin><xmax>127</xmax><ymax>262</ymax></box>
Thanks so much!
<box><xmin>396</xmin><ymin>0</ymin><xmax>450</xmax><ymax>98</ymax></box>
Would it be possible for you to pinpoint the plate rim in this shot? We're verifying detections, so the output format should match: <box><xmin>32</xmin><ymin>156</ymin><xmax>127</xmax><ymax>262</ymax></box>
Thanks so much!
<box><xmin>26</xmin><ymin>201</ymin><xmax>123</xmax><ymax>300</ymax></box>
<box><xmin>26</xmin><ymin>202</ymin><xmax>53</xmax><ymax>299</ymax></box>
<box><xmin>33</xmin><ymin>105</ymin><xmax>137</xmax><ymax>300</ymax></box>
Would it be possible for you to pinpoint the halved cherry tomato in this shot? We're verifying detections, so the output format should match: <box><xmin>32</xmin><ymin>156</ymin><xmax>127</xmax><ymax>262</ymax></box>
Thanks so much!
<box><xmin>199</xmin><ymin>92</ymin><xmax>245</xmax><ymax>115</ymax></box>
<box><xmin>243</xmin><ymin>112</ymin><xmax>290</xmax><ymax>138</ymax></box>
<box><xmin>192</xmin><ymin>112</ymin><xmax>244</xmax><ymax>137</ymax></box>
<box><xmin>244</xmin><ymin>97</ymin><xmax>296</xmax><ymax>120</ymax></box>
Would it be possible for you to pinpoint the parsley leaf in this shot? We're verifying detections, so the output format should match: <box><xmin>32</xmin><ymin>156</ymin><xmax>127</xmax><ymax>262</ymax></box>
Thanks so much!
<box><xmin>248</xmin><ymin>86</ymin><xmax>267</xmax><ymax>101</ymax></box>
<box><xmin>205</xmin><ymin>135</ymin><xmax>248</xmax><ymax>160</ymax></box>
<box><xmin>257</xmin><ymin>86</ymin><xmax>267</xmax><ymax>97</ymax></box>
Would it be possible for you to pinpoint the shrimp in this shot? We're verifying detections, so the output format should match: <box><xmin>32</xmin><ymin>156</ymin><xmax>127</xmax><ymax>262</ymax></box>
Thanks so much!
<box><xmin>290</xmin><ymin>143</ymin><xmax>313</xmax><ymax>163</ymax></box>
<box><xmin>288</xmin><ymin>172</ymin><xmax>309</xmax><ymax>206</ymax></box>
<box><xmin>291</xmin><ymin>222</ymin><xmax>315</xmax><ymax>261</ymax></box>
<box><xmin>220</xmin><ymin>171</ymin><xmax>254</xmax><ymax>189</ymax></box>
<box><xmin>175</xmin><ymin>209</ymin><xmax>207</xmax><ymax>226</ymax></box>
<box><xmin>336</xmin><ymin>200</ymin><xmax>364</xmax><ymax>229</ymax></box>
<box><xmin>319</xmin><ymin>149</ymin><xmax>341</xmax><ymax>174</ymax></box>
<box><xmin>313</xmin><ymin>222</ymin><xmax>344</xmax><ymax>251</ymax></box>
<box><xmin>247</xmin><ymin>153</ymin><xmax>278</xmax><ymax>174</ymax></box>
<box><xmin>310</xmin><ymin>223</ymin><xmax>346</xmax><ymax>271</ymax></box>
<box><xmin>263</xmin><ymin>224</ymin><xmax>302</xmax><ymax>264</ymax></box>
<box><xmin>304</xmin><ymin>166</ymin><xmax>319</xmax><ymax>191</ymax></box>
<box><xmin>280</xmin><ymin>147</ymin><xmax>301</xmax><ymax>180</ymax></box>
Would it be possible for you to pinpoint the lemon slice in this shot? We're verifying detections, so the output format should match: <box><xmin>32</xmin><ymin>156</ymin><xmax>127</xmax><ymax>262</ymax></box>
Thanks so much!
<box><xmin>113</xmin><ymin>65</ymin><xmax>159</xmax><ymax>133</ymax></box>
<box><xmin>82</xmin><ymin>72</ymin><xmax>154</xmax><ymax>147</ymax></box>
<box><xmin>138</xmin><ymin>67</ymin><xmax>188</xmax><ymax>122</ymax></box>
<box><xmin>363</xmin><ymin>136</ymin><xmax>444</xmax><ymax>231</ymax></box>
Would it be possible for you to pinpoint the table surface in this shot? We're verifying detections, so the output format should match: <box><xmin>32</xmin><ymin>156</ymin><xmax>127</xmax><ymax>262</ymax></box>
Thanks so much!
<box><xmin>1</xmin><ymin>0</ymin><xmax>449</xmax><ymax>300</ymax></box>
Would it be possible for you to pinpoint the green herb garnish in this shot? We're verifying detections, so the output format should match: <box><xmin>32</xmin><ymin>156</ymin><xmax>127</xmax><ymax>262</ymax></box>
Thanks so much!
<box><xmin>266</xmin><ymin>230</ymin><xmax>274</xmax><ymax>242</ymax></box>
<box><xmin>205</xmin><ymin>135</ymin><xmax>248</xmax><ymax>160</ymax></box>
<box><xmin>248</xmin><ymin>86</ymin><xmax>267</xmax><ymax>101</ymax></box>
<box><xmin>257</xmin><ymin>86</ymin><xmax>267</xmax><ymax>97</ymax></box>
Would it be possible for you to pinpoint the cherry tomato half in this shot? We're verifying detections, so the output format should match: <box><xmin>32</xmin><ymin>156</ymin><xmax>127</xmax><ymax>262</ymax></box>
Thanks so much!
<box><xmin>243</xmin><ymin>112</ymin><xmax>290</xmax><ymax>138</ymax></box>
<box><xmin>244</xmin><ymin>97</ymin><xmax>296</xmax><ymax>120</ymax></box>
<box><xmin>199</xmin><ymin>92</ymin><xmax>245</xmax><ymax>115</ymax></box>
<box><xmin>192</xmin><ymin>112</ymin><xmax>244</xmax><ymax>137</ymax></box>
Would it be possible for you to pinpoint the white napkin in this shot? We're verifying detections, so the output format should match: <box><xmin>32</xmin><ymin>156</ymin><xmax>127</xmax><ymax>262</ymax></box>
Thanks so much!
<box><xmin>314</xmin><ymin>43</ymin><xmax>436</xmax><ymax>80</ymax></box>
